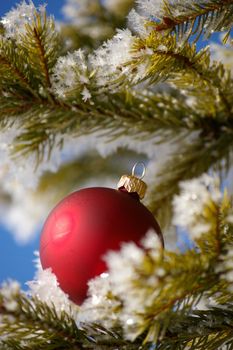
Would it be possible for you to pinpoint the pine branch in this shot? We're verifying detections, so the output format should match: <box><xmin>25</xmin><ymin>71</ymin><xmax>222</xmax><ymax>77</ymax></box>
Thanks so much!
<box><xmin>157</xmin><ymin>306</ymin><xmax>233</xmax><ymax>349</ymax></box>
<box><xmin>19</xmin><ymin>11</ymin><xmax>61</xmax><ymax>103</ymax></box>
<box><xmin>0</xmin><ymin>38</ymin><xmax>40</xmax><ymax>99</ymax></box>
<box><xmin>1</xmin><ymin>5</ymin><xmax>233</xmax><ymax>165</ymax></box>
<box><xmin>2</xmin><ymin>287</ymin><xmax>233</xmax><ymax>349</ymax></box>
<box><xmin>33</xmin><ymin>27</ymin><xmax>52</xmax><ymax>89</ymax></box>
<box><xmin>2</xmin><ymin>84</ymin><xmax>232</xmax><ymax>179</ymax></box>
<box><xmin>130</xmin><ymin>32</ymin><xmax>233</xmax><ymax>117</ymax></box>
<box><xmin>0</xmin><ymin>291</ymin><xmax>143</xmax><ymax>349</ymax></box>
<box><xmin>0</xmin><ymin>8</ymin><xmax>62</xmax><ymax>141</ymax></box>
<box><xmin>3</xmin><ymin>92</ymin><xmax>188</xmax><ymax>160</ymax></box>
<box><xmin>152</xmin><ymin>0</ymin><xmax>233</xmax><ymax>43</ymax></box>
<box><xmin>0</xmin><ymin>293</ymin><xmax>88</xmax><ymax>350</ymax></box>
<box><xmin>148</xmin><ymin>132</ymin><xmax>233</xmax><ymax>227</ymax></box>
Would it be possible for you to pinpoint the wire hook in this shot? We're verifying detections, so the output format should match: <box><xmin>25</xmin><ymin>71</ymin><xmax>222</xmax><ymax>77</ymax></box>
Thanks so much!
<box><xmin>131</xmin><ymin>162</ymin><xmax>146</xmax><ymax>180</ymax></box>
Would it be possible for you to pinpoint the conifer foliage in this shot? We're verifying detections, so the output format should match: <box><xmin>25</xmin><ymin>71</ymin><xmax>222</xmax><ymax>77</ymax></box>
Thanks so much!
<box><xmin>1</xmin><ymin>0</ymin><xmax>233</xmax><ymax>349</ymax></box>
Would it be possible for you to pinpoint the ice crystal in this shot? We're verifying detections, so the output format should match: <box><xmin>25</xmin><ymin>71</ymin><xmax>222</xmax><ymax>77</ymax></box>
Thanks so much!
<box><xmin>141</xmin><ymin>228</ymin><xmax>163</xmax><ymax>254</ymax></box>
<box><xmin>89</xmin><ymin>29</ymin><xmax>135</xmax><ymax>88</ymax></box>
<box><xmin>105</xmin><ymin>232</ymin><xmax>163</xmax><ymax>339</ymax></box>
<box><xmin>105</xmin><ymin>242</ymin><xmax>145</xmax><ymax>296</ymax></box>
<box><xmin>173</xmin><ymin>174</ymin><xmax>222</xmax><ymax>240</ymax></box>
<box><xmin>1</xmin><ymin>280</ymin><xmax>20</xmax><ymax>312</ymax></box>
<box><xmin>128</xmin><ymin>9</ymin><xmax>150</xmax><ymax>37</ymax></box>
<box><xmin>135</xmin><ymin>0</ymin><xmax>165</xmax><ymax>19</ymax></box>
<box><xmin>1</xmin><ymin>1</ymin><xmax>47</xmax><ymax>42</ymax></box>
<box><xmin>51</xmin><ymin>49</ymin><xmax>90</xmax><ymax>99</ymax></box>
<box><xmin>78</xmin><ymin>273</ymin><xmax>121</xmax><ymax>328</ymax></box>
<box><xmin>78</xmin><ymin>229</ymin><xmax>164</xmax><ymax>339</ymax></box>
<box><xmin>27</xmin><ymin>267</ymin><xmax>76</xmax><ymax>317</ymax></box>
<box><xmin>81</xmin><ymin>86</ymin><xmax>92</xmax><ymax>102</ymax></box>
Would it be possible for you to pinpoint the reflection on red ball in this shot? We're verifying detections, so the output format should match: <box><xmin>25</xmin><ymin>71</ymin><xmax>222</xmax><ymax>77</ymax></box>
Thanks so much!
<box><xmin>40</xmin><ymin>187</ymin><xmax>163</xmax><ymax>304</ymax></box>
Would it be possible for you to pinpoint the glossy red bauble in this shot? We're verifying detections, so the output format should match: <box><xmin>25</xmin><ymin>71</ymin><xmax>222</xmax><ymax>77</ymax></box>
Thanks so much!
<box><xmin>40</xmin><ymin>187</ymin><xmax>163</xmax><ymax>304</ymax></box>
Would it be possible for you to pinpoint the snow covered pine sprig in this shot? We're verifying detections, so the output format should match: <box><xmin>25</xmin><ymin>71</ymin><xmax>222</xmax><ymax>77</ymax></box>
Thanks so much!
<box><xmin>172</xmin><ymin>174</ymin><xmax>222</xmax><ymax>241</ymax></box>
<box><xmin>0</xmin><ymin>0</ymin><xmax>169</xmax><ymax>101</ymax></box>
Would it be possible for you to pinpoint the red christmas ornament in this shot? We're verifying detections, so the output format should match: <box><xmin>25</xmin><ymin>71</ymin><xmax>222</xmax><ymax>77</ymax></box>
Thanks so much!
<box><xmin>40</xmin><ymin>163</ymin><xmax>163</xmax><ymax>304</ymax></box>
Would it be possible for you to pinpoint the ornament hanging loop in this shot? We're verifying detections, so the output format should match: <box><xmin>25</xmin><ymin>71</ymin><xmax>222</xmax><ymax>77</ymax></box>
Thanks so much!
<box><xmin>117</xmin><ymin>162</ymin><xmax>147</xmax><ymax>199</ymax></box>
<box><xmin>132</xmin><ymin>162</ymin><xmax>146</xmax><ymax>180</ymax></box>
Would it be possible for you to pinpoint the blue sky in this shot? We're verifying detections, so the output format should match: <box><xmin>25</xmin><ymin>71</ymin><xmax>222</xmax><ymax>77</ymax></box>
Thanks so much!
<box><xmin>0</xmin><ymin>1</ymin><xmax>65</xmax><ymax>289</ymax></box>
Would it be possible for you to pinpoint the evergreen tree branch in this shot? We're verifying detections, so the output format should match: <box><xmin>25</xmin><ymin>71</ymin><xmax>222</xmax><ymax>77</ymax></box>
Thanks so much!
<box><xmin>1</xmin><ymin>5</ymin><xmax>233</xmax><ymax>164</ymax></box>
<box><xmin>33</xmin><ymin>27</ymin><xmax>52</xmax><ymax>89</ymax></box>
<box><xmin>0</xmin><ymin>293</ymin><xmax>88</xmax><ymax>349</ymax></box>
<box><xmin>2</xmin><ymin>92</ymin><xmax>188</xmax><ymax>159</ymax></box>
<box><xmin>19</xmin><ymin>11</ymin><xmax>61</xmax><ymax>103</ymax></box>
<box><xmin>2</xmin><ymin>85</ymin><xmax>232</xmax><ymax>177</ymax></box>
<box><xmin>0</xmin><ymin>291</ymin><xmax>143</xmax><ymax>349</ymax></box>
<box><xmin>130</xmin><ymin>32</ymin><xmax>233</xmax><ymax>117</ymax></box>
<box><xmin>148</xmin><ymin>132</ymin><xmax>233</xmax><ymax>227</ymax></box>
<box><xmin>2</xmin><ymin>285</ymin><xmax>233</xmax><ymax>349</ymax></box>
<box><xmin>152</xmin><ymin>0</ymin><xmax>233</xmax><ymax>43</ymax></box>
<box><xmin>0</xmin><ymin>38</ymin><xmax>40</xmax><ymax>100</ymax></box>
<box><xmin>156</xmin><ymin>307</ymin><xmax>233</xmax><ymax>349</ymax></box>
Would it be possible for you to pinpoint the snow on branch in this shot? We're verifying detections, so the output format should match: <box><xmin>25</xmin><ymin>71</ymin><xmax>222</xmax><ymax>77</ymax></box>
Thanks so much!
<box><xmin>172</xmin><ymin>174</ymin><xmax>222</xmax><ymax>240</ymax></box>
<box><xmin>132</xmin><ymin>0</ymin><xmax>233</xmax><ymax>43</ymax></box>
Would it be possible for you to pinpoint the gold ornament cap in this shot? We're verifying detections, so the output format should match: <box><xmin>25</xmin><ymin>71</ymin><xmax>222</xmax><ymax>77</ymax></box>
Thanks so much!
<box><xmin>117</xmin><ymin>162</ymin><xmax>147</xmax><ymax>199</ymax></box>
